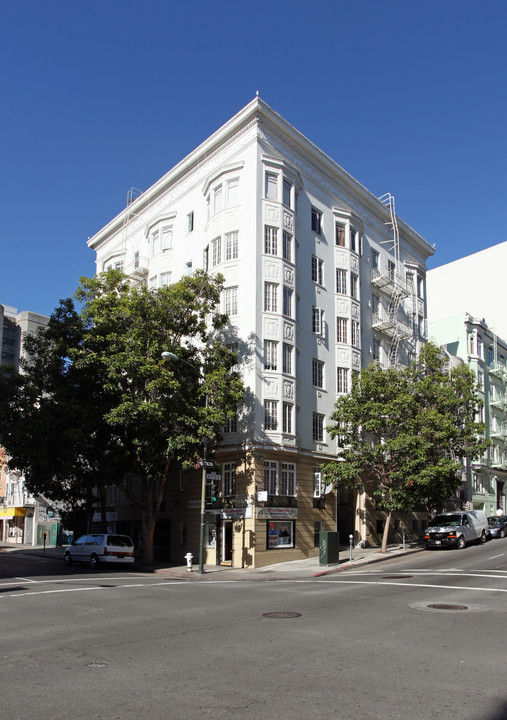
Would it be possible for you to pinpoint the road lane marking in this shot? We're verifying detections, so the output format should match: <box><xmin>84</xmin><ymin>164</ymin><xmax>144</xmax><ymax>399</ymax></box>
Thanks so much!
<box><xmin>16</xmin><ymin>577</ymin><xmax>37</xmax><ymax>583</ymax></box>
<box><xmin>488</xmin><ymin>554</ymin><xmax>504</xmax><ymax>560</ymax></box>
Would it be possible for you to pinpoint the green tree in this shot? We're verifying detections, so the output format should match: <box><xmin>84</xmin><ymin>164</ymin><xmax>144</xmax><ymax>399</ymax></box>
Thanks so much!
<box><xmin>1</xmin><ymin>271</ymin><xmax>244</xmax><ymax>565</ymax></box>
<box><xmin>322</xmin><ymin>343</ymin><xmax>487</xmax><ymax>553</ymax></box>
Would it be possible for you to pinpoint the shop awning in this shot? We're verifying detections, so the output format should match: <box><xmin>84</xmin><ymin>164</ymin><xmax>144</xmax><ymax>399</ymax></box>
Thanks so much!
<box><xmin>0</xmin><ymin>507</ymin><xmax>27</xmax><ymax>518</ymax></box>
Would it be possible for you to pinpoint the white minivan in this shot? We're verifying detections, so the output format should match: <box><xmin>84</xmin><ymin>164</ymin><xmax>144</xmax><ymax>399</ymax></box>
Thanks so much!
<box><xmin>424</xmin><ymin>510</ymin><xmax>489</xmax><ymax>549</ymax></box>
<box><xmin>64</xmin><ymin>534</ymin><xmax>135</xmax><ymax>569</ymax></box>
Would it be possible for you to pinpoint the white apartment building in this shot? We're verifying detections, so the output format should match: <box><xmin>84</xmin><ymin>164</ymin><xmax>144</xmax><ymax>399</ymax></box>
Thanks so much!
<box><xmin>427</xmin><ymin>241</ymin><xmax>507</xmax><ymax>342</ymax></box>
<box><xmin>88</xmin><ymin>97</ymin><xmax>434</xmax><ymax>566</ymax></box>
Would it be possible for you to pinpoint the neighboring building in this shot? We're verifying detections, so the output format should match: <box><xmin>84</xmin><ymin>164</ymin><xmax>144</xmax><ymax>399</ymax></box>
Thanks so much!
<box><xmin>429</xmin><ymin>313</ymin><xmax>507</xmax><ymax>517</ymax></box>
<box><xmin>87</xmin><ymin>97</ymin><xmax>434</xmax><ymax>566</ymax></box>
<box><xmin>427</xmin><ymin>241</ymin><xmax>507</xmax><ymax>343</ymax></box>
<box><xmin>1</xmin><ymin>303</ymin><xmax>48</xmax><ymax>370</ymax></box>
<box><xmin>0</xmin><ymin>304</ymin><xmax>58</xmax><ymax>545</ymax></box>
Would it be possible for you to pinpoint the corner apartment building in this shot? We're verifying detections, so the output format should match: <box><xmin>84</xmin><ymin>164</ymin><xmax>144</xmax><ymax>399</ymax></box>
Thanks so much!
<box><xmin>429</xmin><ymin>313</ymin><xmax>507</xmax><ymax>516</ymax></box>
<box><xmin>88</xmin><ymin>97</ymin><xmax>434</xmax><ymax>567</ymax></box>
<box><xmin>0</xmin><ymin>303</ymin><xmax>56</xmax><ymax>544</ymax></box>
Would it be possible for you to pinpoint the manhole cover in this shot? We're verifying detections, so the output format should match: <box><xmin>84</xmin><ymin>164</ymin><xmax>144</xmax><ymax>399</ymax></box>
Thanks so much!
<box><xmin>427</xmin><ymin>603</ymin><xmax>468</xmax><ymax>611</ymax></box>
<box><xmin>382</xmin><ymin>575</ymin><xmax>413</xmax><ymax>579</ymax></box>
<box><xmin>87</xmin><ymin>662</ymin><xmax>108</xmax><ymax>668</ymax></box>
<box><xmin>262</xmin><ymin>611</ymin><xmax>302</xmax><ymax>619</ymax></box>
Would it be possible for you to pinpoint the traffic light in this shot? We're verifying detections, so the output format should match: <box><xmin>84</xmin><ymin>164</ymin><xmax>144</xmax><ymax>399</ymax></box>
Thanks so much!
<box><xmin>210</xmin><ymin>481</ymin><xmax>218</xmax><ymax>503</ymax></box>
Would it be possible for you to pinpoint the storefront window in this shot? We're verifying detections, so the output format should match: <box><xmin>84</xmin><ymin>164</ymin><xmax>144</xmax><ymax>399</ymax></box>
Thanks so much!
<box><xmin>205</xmin><ymin>523</ymin><xmax>216</xmax><ymax>548</ymax></box>
<box><xmin>267</xmin><ymin>521</ymin><xmax>294</xmax><ymax>549</ymax></box>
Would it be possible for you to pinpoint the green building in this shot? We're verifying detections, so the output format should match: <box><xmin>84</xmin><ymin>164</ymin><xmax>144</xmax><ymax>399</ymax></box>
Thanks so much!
<box><xmin>429</xmin><ymin>313</ymin><xmax>507</xmax><ymax>517</ymax></box>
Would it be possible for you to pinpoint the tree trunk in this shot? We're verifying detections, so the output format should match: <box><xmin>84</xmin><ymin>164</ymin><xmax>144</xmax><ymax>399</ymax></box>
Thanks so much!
<box><xmin>380</xmin><ymin>510</ymin><xmax>392</xmax><ymax>553</ymax></box>
<box><xmin>141</xmin><ymin>510</ymin><xmax>157</xmax><ymax>566</ymax></box>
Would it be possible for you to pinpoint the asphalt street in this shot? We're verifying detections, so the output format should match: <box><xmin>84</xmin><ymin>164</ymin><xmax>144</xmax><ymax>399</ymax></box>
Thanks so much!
<box><xmin>1</xmin><ymin>541</ymin><xmax>507</xmax><ymax>720</ymax></box>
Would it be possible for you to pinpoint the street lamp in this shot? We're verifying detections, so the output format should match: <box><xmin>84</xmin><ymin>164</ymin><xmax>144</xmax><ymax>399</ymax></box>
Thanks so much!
<box><xmin>161</xmin><ymin>350</ymin><xmax>209</xmax><ymax>574</ymax></box>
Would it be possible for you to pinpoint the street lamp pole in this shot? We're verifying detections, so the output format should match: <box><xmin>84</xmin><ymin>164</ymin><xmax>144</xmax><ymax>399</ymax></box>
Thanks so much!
<box><xmin>161</xmin><ymin>351</ymin><xmax>208</xmax><ymax>574</ymax></box>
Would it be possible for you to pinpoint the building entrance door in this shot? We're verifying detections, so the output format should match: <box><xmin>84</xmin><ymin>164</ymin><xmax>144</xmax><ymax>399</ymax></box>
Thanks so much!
<box><xmin>221</xmin><ymin>520</ymin><xmax>233</xmax><ymax>565</ymax></box>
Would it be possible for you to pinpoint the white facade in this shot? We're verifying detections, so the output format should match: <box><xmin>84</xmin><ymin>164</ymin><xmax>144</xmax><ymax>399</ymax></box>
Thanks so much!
<box><xmin>427</xmin><ymin>241</ymin><xmax>507</xmax><ymax>342</ymax></box>
<box><xmin>88</xmin><ymin>98</ymin><xmax>434</xmax><ymax>560</ymax></box>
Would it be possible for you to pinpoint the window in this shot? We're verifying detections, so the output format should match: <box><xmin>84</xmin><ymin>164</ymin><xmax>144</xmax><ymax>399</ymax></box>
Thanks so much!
<box><xmin>212</xmin><ymin>236</ymin><xmax>221</xmax><ymax>267</ymax></box>
<box><xmin>336</xmin><ymin>223</ymin><xmax>345</xmax><ymax>247</ymax></box>
<box><xmin>213</xmin><ymin>184</ymin><xmax>223</xmax><ymax>214</ymax></box>
<box><xmin>337</xmin><ymin>367</ymin><xmax>348</xmax><ymax>394</ymax></box>
<box><xmin>336</xmin><ymin>317</ymin><xmax>348</xmax><ymax>344</ymax></box>
<box><xmin>312</xmin><ymin>256</ymin><xmax>324</xmax><ymax>286</ymax></box>
<box><xmin>264</xmin><ymin>340</ymin><xmax>278</xmax><ymax>371</ymax></box>
<box><xmin>418</xmin><ymin>315</ymin><xmax>424</xmax><ymax>336</ymax></box>
<box><xmin>264</xmin><ymin>460</ymin><xmax>278</xmax><ymax>494</ymax></box>
<box><xmin>350</xmin><ymin>273</ymin><xmax>358</xmax><ymax>299</ymax></box>
<box><xmin>222</xmin><ymin>463</ymin><xmax>236</xmax><ymax>497</ymax></box>
<box><xmin>283</xmin><ymin>287</ymin><xmax>293</xmax><ymax>317</ymax></box>
<box><xmin>283</xmin><ymin>179</ymin><xmax>292</xmax><ymax>208</ymax></box>
<box><xmin>283</xmin><ymin>343</ymin><xmax>293</xmax><ymax>374</ymax></box>
<box><xmin>152</xmin><ymin>230</ymin><xmax>160</xmax><ymax>256</ymax></box>
<box><xmin>264</xmin><ymin>283</ymin><xmax>278</xmax><ymax>312</ymax></box>
<box><xmin>226</xmin><ymin>178</ymin><xmax>239</xmax><ymax>206</ymax></box>
<box><xmin>185</xmin><ymin>261</ymin><xmax>192</xmax><ymax>276</ymax></box>
<box><xmin>312</xmin><ymin>306</ymin><xmax>324</xmax><ymax>335</ymax></box>
<box><xmin>281</xmin><ymin>463</ymin><xmax>296</xmax><ymax>495</ymax></box>
<box><xmin>264</xmin><ymin>400</ymin><xmax>278</xmax><ymax>431</ymax></box>
<box><xmin>282</xmin><ymin>402</ymin><xmax>293</xmax><ymax>434</ymax></box>
<box><xmin>417</xmin><ymin>274</ymin><xmax>424</xmax><ymax>299</ymax></box>
<box><xmin>162</xmin><ymin>226</ymin><xmax>173</xmax><ymax>250</ymax></box>
<box><xmin>311</xmin><ymin>207</ymin><xmax>322</xmax><ymax>234</ymax></box>
<box><xmin>373</xmin><ymin>337</ymin><xmax>381</xmax><ymax>361</ymax></box>
<box><xmin>205</xmin><ymin>523</ymin><xmax>216</xmax><ymax>548</ymax></box>
<box><xmin>224</xmin><ymin>287</ymin><xmax>238</xmax><ymax>316</ymax></box>
<box><xmin>313</xmin><ymin>413</ymin><xmax>324</xmax><ymax>442</ymax></box>
<box><xmin>314</xmin><ymin>520</ymin><xmax>322</xmax><ymax>547</ymax></box>
<box><xmin>225</xmin><ymin>231</ymin><xmax>238</xmax><ymax>261</ymax></box>
<box><xmin>265</xmin><ymin>172</ymin><xmax>278</xmax><ymax>201</ymax></box>
<box><xmin>350</xmin><ymin>228</ymin><xmax>357</xmax><ymax>252</ymax></box>
<box><xmin>223</xmin><ymin>412</ymin><xmax>237</xmax><ymax>433</ymax></box>
<box><xmin>477</xmin><ymin>370</ymin><xmax>484</xmax><ymax>389</ymax></box>
<box><xmin>312</xmin><ymin>358</ymin><xmax>324</xmax><ymax>388</ymax></box>
<box><xmin>265</xmin><ymin>226</ymin><xmax>278</xmax><ymax>255</ymax></box>
<box><xmin>149</xmin><ymin>275</ymin><xmax>157</xmax><ymax>289</ymax></box>
<box><xmin>187</xmin><ymin>212</ymin><xmax>194</xmax><ymax>233</ymax></box>
<box><xmin>351</xmin><ymin>320</ymin><xmax>360</xmax><ymax>348</ymax></box>
<box><xmin>283</xmin><ymin>232</ymin><xmax>292</xmax><ymax>262</ymax></box>
<box><xmin>268</xmin><ymin>521</ymin><xmax>294</xmax><ymax>548</ymax></box>
<box><xmin>371</xmin><ymin>250</ymin><xmax>379</xmax><ymax>270</ymax></box>
<box><xmin>134</xmin><ymin>251</ymin><xmax>140</xmax><ymax>269</ymax></box>
<box><xmin>160</xmin><ymin>272</ymin><xmax>171</xmax><ymax>287</ymax></box>
<box><xmin>372</xmin><ymin>294</ymin><xmax>380</xmax><ymax>315</ymax></box>
<box><xmin>388</xmin><ymin>260</ymin><xmax>396</xmax><ymax>280</ymax></box>
<box><xmin>336</xmin><ymin>269</ymin><xmax>347</xmax><ymax>294</ymax></box>
<box><xmin>313</xmin><ymin>470</ymin><xmax>324</xmax><ymax>498</ymax></box>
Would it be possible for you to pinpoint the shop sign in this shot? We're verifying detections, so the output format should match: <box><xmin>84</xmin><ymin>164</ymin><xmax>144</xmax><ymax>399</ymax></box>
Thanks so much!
<box><xmin>257</xmin><ymin>507</ymin><xmax>298</xmax><ymax>520</ymax></box>
<box><xmin>0</xmin><ymin>507</ymin><xmax>26</xmax><ymax>518</ymax></box>
<box><xmin>207</xmin><ymin>507</ymin><xmax>253</xmax><ymax>519</ymax></box>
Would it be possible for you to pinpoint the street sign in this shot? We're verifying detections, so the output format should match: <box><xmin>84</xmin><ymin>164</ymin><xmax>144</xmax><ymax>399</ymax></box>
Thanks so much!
<box><xmin>206</xmin><ymin>472</ymin><xmax>221</xmax><ymax>481</ymax></box>
<box><xmin>199</xmin><ymin>460</ymin><xmax>214</xmax><ymax>468</ymax></box>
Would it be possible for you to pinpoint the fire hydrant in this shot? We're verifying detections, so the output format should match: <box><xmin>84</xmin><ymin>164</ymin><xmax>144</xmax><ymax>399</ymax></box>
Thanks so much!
<box><xmin>184</xmin><ymin>552</ymin><xmax>193</xmax><ymax>572</ymax></box>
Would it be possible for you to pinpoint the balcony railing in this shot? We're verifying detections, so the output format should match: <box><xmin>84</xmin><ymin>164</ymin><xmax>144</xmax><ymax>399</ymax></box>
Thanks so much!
<box><xmin>371</xmin><ymin>268</ymin><xmax>410</xmax><ymax>297</ymax></box>
<box><xmin>490</xmin><ymin>421</ymin><xmax>507</xmax><ymax>439</ymax></box>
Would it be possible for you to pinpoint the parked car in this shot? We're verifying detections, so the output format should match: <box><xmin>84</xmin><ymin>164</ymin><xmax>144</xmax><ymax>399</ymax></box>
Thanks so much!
<box><xmin>488</xmin><ymin>515</ymin><xmax>507</xmax><ymax>539</ymax></box>
<box><xmin>424</xmin><ymin>510</ymin><xmax>489</xmax><ymax>549</ymax></box>
<box><xmin>64</xmin><ymin>534</ymin><xmax>135</xmax><ymax>569</ymax></box>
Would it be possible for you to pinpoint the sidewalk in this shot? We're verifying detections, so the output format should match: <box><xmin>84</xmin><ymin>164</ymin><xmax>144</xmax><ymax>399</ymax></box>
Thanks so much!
<box><xmin>1</xmin><ymin>541</ymin><xmax>423</xmax><ymax>580</ymax></box>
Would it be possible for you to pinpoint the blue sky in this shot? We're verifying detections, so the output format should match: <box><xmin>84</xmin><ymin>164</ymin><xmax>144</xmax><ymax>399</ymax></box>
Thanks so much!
<box><xmin>2</xmin><ymin>0</ymin><xmax>506</xmax><ymax>317</ymax></box>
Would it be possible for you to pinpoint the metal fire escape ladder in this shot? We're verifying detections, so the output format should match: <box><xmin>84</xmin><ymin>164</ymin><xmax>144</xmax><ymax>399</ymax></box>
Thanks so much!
<box><xmin>378</xmin><ymin>193</ymin><xmax>405</xmax><ymax>367</ymax></box>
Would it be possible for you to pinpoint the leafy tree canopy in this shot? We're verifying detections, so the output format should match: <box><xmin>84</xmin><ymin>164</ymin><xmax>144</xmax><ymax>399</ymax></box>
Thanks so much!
<box><xmin>322</xmin><ymin>343</ymin><xmax>488</xmax><ymax>552</ymax></box>
<box><xmin>1</xmin><ymin>270</ymin><xmax>244</xmax><ymax>564</ymax></box>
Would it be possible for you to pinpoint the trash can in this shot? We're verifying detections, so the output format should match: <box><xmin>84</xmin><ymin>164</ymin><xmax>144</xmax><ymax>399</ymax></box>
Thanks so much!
<box><xmin>319</xmin><ymin>531</ymin><xmax>339</xmax><ymax>565</ymax></box>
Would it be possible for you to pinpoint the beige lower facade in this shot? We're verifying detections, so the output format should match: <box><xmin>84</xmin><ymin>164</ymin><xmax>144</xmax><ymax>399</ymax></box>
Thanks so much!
<box><xmin>96</xmin><ymin>450</ymin><xmax>427</xmax><ymax>567</ymax></box>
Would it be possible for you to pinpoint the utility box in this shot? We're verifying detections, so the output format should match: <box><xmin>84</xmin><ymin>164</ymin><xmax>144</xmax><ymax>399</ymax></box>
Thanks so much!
<box><xmin>319</xmin><ymin>531</ymin><xmax>339</xmax><ymax>565</ymax></box>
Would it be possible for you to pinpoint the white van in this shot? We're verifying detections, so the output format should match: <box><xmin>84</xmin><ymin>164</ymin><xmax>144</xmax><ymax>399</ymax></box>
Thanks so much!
<box><xmin>424</xmin><ymin>510</ymin><xmax>489</xmax><ymax>549</ymax></box>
